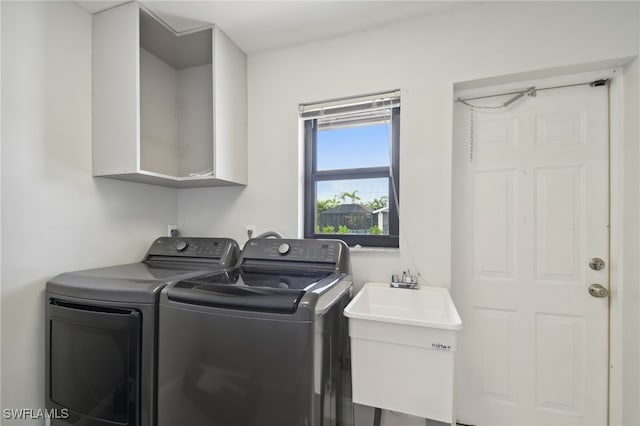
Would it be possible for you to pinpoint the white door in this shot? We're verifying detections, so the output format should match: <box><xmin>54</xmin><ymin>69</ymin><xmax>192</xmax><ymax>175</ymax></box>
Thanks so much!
<box><xmin>452</xmin><ymin>73</ymin><xmax>610</xmax><ymax>426</ymax></box>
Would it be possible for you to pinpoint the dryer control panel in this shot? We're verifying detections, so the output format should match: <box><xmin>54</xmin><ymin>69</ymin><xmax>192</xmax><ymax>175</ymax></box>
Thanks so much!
<box><xmin>145</xmin><ymin>237</ymin><xmax>240</xmax><ymax>266</ymax></box>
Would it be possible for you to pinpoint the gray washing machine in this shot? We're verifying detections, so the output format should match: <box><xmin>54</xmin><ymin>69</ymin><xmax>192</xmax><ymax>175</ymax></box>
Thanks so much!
<box><xmin>45</xmin><ymin>237</ymin><xmax>239</xmax><ymax>426</ymax></box>
<box><xmin>158</xmin><ymin>238</ymin><xmax>353</xmax><ymax>426</ymax></box>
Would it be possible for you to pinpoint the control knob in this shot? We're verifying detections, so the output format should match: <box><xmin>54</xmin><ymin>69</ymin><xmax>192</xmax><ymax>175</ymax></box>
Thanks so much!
<box><xmin>278</xmin><ymin>243</ymin><xmax>291</xmax><ymax>255</ymax></box>
<box><xmin>175</xmin><ymin>240</ymin><xmax>189</xmax><ymax>252</ymax></box>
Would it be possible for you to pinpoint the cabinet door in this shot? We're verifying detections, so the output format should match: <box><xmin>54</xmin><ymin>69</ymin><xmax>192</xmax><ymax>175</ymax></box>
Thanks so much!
<box><xmin>93</xmin><ymin>2</ymin><xmax>140</xmax><ymax>176</ymax></box>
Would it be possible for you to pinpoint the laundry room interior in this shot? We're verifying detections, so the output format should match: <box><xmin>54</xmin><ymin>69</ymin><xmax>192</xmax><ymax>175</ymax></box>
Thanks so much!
<box><xmin>2</xmin><ymin>1</ymin><xmax>640</xmax><ymax>426</ymax></box>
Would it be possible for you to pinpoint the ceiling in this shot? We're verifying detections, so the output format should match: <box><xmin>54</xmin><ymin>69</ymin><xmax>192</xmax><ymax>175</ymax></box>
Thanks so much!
<box><xmin>76</xmin><ymin>1</ymin><xmax>472</xmax><ymax>54</ymax></box>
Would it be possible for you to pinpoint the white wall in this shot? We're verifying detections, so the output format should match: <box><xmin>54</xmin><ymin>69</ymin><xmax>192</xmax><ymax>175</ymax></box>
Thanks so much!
<box><xmin>178</xmin><ymin>1</ymin><xmax>639</xmax><ymax>287</ymax></box>
<box><xmin>0</xmin><ymin>0</ymin><xmax>4</xmax><ymax>415</ymax></box>
<box><xmin>176</xmin><ymin>2</ymin><xmax>640</xmax><ymax>425</ymax></box>
<box><xmin>0</xmin><ymin>2</ymin><xmax>638</xmax><ymax>425</ymax></box>
<box><xmin>625</xmin><ymin>12</ymin><xmax>640</xmax><ymax>423</ymax></box>
<box><xmin>0</xmin><ymin>2</ymin><xmax>177</xmax><ymax>422</ymax></box>
<box><xmin>621</xmin><ymin>56</ymin><xmax>640</xmax><ymax>426</ymax></box>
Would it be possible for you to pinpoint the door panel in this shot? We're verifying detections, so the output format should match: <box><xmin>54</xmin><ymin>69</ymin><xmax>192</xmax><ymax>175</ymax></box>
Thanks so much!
<box><xmin>474</xmin><ymin>307</ymin><xmax>518</xmax><ymax>403</ymax></box>
<box><xmin>535</xmin><ymin>313</ymin><xmax>585</xmax><ymax>416</ymax></box>
<box><xmin>535</xmin><ymin>166</ymin><xmax>583</xmax><ymax>282</ymax></box>
<box><xmin>473</xmin><ymin>169</ymin><xmax>517</xmax><ymax>279</ymax></box>
<box><xmin>453</xmin><ymin>75</ymin><xmax>609</xmax><ymax>426</ymax></box>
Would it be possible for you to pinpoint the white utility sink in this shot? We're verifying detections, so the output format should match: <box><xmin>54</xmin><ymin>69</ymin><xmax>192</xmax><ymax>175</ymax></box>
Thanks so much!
<box><xmin>344</xmin><ymin>282</ymin><xmax>462</xmax><ymax>424</ymax></box>
<box><xmin>344</xmin><ymin>282</ymin><xmax>462</xmax><ymax>330</ymax></box>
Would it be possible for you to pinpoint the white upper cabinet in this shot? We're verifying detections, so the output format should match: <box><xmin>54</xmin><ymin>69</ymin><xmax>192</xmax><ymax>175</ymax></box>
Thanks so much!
<box><xmin>93</xmin><ymin>2</ymin><xmax>247</xmax><ymax>187</ymax></box>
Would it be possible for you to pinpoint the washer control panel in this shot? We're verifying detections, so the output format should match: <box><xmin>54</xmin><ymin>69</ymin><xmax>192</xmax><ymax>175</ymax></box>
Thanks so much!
<box><xmin>243</xmin><ymin>238</ymin><xmax>346</xmax><ymax>264</ymax></box>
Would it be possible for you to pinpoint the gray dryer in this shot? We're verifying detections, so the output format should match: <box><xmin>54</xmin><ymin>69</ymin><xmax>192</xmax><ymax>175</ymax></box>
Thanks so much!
<box><xmin>46</xmin><ymin>237</ymin><xmax>239</xmax><ymax>426</ymax></box>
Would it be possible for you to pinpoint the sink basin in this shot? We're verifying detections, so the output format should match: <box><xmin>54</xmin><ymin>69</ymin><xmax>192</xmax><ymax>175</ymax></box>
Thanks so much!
<box><xmin>344</xmin><ymin>282</ymin><xmax>462</xmax><ymax>330</ymax></box>
<box><xmin>344</xmin><ymin>282</ymin><xmax>462</xmax><ymax>424</ymax></box>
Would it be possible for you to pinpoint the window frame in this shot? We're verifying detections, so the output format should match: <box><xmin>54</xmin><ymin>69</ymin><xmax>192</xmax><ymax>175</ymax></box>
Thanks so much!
<box><xmin>303</xmin><ymin>106</ymin><xmax>400</xmax><ymax>248</ymax></box>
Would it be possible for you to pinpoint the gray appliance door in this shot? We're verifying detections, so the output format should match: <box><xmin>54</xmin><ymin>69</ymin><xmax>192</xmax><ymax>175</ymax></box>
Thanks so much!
<box><xmin>47</xmin><ymin>300</ymin><xmax>141</xmax><ymax>425</ymax></box>
<box><xmin>158</xmin><ymin>304</ymin><xmax>314</xmax><ymax>426</ymax></box>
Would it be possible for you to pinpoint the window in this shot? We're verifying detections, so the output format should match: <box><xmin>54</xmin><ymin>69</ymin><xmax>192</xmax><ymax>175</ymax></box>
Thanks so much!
<box><xmin>302</xmin><ymin>91</ymin><xmax>400</xmax><ymax>248</ymax></box>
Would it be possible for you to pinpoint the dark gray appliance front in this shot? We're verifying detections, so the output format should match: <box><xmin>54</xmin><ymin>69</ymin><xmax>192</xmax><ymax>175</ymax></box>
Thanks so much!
<box><xmin>157</xmin><ymin>238</ymin><xmax>353</xmax><ymax>426</ymax></box>
<box><xmin>45</xmin><ymin>237</ymin><xmax>239</xmax><ymax>426</ymax></box>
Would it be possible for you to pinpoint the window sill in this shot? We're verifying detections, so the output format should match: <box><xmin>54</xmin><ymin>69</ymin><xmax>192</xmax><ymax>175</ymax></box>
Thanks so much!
<box><xmin>349</xmin><ymin>245</ymin><xmax>400</xmax><ymax>254</ymax></box>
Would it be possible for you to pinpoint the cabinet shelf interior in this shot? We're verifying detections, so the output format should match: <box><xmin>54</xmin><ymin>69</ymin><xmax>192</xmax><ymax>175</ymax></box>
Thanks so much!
<box><xmin>139</xmin><ymin>9</ymin><xmax>214</xmax><ymax>178</ymax></box>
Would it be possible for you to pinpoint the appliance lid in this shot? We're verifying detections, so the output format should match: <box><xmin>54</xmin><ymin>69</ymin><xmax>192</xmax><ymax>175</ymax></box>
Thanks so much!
<box><xmin>166</xmin><ymin>268</ymin><xmax>334</xmax><ymax>313</ymax></box>
<box><xmin>47</xmin><ymin>263</ymin><xmax>228</xmax><ymax>304</ymax></box>
<box><xmin>46</xmin><ymin>237</ymin><xmax>240</xmax><ymax>304</ymax></box>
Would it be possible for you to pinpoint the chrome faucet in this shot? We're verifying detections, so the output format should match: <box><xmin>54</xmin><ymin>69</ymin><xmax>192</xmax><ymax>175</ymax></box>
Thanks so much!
<box><xmin>390</xmin><ymin>269</ymin><xmax>419</xmax><ymax>289</ymax></box>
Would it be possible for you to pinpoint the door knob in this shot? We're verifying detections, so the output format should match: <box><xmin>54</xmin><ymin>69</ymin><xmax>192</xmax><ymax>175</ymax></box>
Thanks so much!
<box><xmin>588</xmin><ymin>283</ymin><xmax>609</xmax><ymax>298</ymax></box>
<box><xmin>589</xmin><ymin>258</ymin><xmax>605</xmax><ymax>271</ymax></box>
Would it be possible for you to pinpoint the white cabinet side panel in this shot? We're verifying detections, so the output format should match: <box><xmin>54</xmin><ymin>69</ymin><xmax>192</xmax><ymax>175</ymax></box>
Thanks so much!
<box><xmin>213</xmin><ymin>27</ymin><xmax>247</xmax><ymax>184</ymax></box>
<box><xmin>92</xmin><ymin>2</ymin><xmax>139</xmax><ymax>175</ymax></box>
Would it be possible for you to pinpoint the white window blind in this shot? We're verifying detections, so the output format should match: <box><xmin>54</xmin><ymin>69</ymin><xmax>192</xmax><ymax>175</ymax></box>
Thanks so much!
<box><xmin>299</xmin><ymin>90</ymin><xmax>401</xmax><ymax>120</ymax></box>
